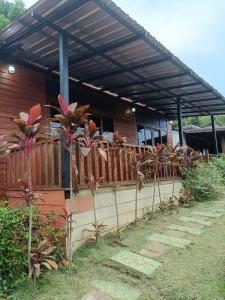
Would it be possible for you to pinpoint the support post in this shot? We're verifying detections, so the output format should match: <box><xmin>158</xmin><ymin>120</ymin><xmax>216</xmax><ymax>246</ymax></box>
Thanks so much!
<box><xmin>59</xmin><ymin>34</ymin><xmax>70</xmax><ymax>190</ymax></box>
<box><xmin>211</xmin><ymin>115</ymin><xmax>218</xmax><ymax>155</ymax></box>
<box><xmin>177</xmin><ymin>96</ymin><xmax>184</xmax><ymax>146</ymax></box>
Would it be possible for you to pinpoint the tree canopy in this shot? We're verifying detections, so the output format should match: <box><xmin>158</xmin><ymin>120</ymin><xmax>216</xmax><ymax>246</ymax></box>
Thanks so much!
<box><xmin>0</xmin><ymin>0</ymin><xmax>25</xmax><ymax>31</ymax></box>
<box><xmin>173</xmin><ymin>115</ymin><xmax>225</xmax><ymax>130</ymax></box>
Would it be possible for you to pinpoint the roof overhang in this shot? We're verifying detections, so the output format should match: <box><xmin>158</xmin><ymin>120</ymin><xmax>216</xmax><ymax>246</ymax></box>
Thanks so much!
<box><xmin>1</xmin><ymin>0</ymin><xmax>225</xmax><ymax>119</ymax></box>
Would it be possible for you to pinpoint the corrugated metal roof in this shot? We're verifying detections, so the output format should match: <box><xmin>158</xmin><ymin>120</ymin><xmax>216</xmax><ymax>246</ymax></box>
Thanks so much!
<box><xmin>0</xmin><ymin>0</ymin><xmax>225</xmax><ymax>118</ymax></box>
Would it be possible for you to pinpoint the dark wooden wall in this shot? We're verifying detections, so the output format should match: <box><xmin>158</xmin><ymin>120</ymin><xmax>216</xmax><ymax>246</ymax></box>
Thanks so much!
<box><xmin>0</xmin><ymin>62</ymin><xmax>47</xmax><ymax>136</ymax></box>
<box><xmin>114</xmin><ymin>102</ymin><xmax>137</xmax><ymax>144</ymax></box>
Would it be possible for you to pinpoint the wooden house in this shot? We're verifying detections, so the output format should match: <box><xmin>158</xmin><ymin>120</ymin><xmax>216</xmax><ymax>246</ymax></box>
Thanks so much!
<box><xmin>0</xmin><ymin>0</ymin><xmax>224</xmax><ymax>248</ymax></box>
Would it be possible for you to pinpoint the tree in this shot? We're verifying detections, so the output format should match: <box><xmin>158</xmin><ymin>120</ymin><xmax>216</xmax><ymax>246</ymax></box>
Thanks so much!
<box><xmin>0</xmin><ymin>0</ymin><xmax>25</xmax><ymax>31</ymax></box>
<box><xmin>172</xmin><ymin>114</ymin><xmax>225</xmax><ymax>130</ymax></box>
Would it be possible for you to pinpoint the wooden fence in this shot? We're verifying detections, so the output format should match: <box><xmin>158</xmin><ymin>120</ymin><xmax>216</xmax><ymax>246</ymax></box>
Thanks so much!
<box><xmin>73</xmin><ymin>144</ymin><xmax>180</xmax><ymax>189</ymax></box>
<box><xmin>3</xmin><ymin>142</ymin><xmax>61</xmax><ymax>189</ymax></box>
<box><xmin>0</xmin><ymin>143</ymin><xmax>180</xmax><ymax>190</ymax></box>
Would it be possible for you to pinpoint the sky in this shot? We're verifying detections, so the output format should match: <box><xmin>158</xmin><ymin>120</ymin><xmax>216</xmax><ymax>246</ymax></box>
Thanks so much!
<box><xmin>24</xmin><ymin>0</ymin><xmax>225</xmax><ymax>96</ymax></box>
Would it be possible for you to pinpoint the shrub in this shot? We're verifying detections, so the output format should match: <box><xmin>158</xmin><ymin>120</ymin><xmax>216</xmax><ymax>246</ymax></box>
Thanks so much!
<box><xmin>0</xmin><ymin>207</ymin><xmax>65</xmax><ymax>296</ymax></box>
<box><xmin>0</xmin><ymin>207</ymin><xmax>29</xmax><ymax>296</ymax></box>
<box><xmin>183</xmin><ymin>161</ymin><xmax>223</xmax><ymax>201</ymax></box>
<box><xmin>211</xmin><ymin>155</ymin><xmax>225</xmax><ymax>184</ymax></box>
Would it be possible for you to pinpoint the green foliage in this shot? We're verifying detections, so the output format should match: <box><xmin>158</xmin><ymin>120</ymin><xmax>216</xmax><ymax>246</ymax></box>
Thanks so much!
<box><xmin>183</xmin><ymin>161</ymin><xmax>223</xmax><ymax>201</ymax></box>
<box><xmin>173</xmin><ymin>115</ymin><xmax>225</xmax><ymax>130</ymax></box>
<box><xmin>0</xmin><ymin>207</ymin><xmax>28</xmax><ymax>296</ymax></box>
<box><xmin>0</xmin><ymin>0</ymin><xmax>25</xmax><ymax>31</ymax></box>
<box><xmin>211</xmin><ymin>155</ymin><xmax>225</xmax><ymax>183</ymax></box>
<box><xmin>0</xmin><ymin>207</ymin><xmax>65</xmax><ymax>296</ymax></box>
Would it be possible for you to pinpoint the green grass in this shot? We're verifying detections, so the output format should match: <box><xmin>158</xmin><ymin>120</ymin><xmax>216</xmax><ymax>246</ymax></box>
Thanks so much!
<box><xmin>13</xmin><ymin>199</ymin><xmax>225</xmax><ymax>300</ymax></box>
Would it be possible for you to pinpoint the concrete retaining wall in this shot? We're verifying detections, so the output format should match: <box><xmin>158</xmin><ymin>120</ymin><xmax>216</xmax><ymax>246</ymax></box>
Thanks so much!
<box><xmin>70</xmin><ymin>179</ymin><xmax>183</xmax><ymax>250</ymax></box>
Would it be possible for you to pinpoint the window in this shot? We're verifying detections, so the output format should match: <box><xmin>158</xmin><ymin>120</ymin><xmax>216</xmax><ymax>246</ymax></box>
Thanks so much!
<box><xmin>137</xmin><ymin>125</ymin><xmax>145</xmax><ymax>146</ymax></box>
<box><xmin>159</xmin><ymin>119</ymin><xmax>167</xmax><ymax>128</ymax></box>
<box><xmin>161</xmin><ymin>130</ymin><xmax>167</xmax><ymax>144</ymax></box>
<box><xmin>137</xmin><ymin>124</ymin><xmax>167</xmax><ymax>146</ymax></box>
<box><xmin>145</xmin><ymin>128</ymin><xmax>152</xmax><ymax>145</ymax></box>
<box><xmin>91</xmin><ymin>115</ymin><xmax>114</xmax><ymax>140</ymax></box>
<box><xmin>153</xmin><ymin>129</ymin><xmax>160</xmax><ymax>145</ymax></box>
<box><xmin>102</xmin><ymin>116</ymin><xmax>114</xmax><ymax>141</ymax></box>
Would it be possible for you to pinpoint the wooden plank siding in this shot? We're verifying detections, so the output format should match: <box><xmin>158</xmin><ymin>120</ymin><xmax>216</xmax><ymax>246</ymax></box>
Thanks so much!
<box><xmin>114</xmin><ymin>102</ymin><xmax>137</xmax><ymax>145</ymax></box>
<box><xmin>0</xmin><ymin>62</ymin><xmax>47</xmax><ymax>137</ymax></box>
<box><xmin>4</xmin><ymin>142</ymin><xmax>61</xmax><ymax>189</ymax></box>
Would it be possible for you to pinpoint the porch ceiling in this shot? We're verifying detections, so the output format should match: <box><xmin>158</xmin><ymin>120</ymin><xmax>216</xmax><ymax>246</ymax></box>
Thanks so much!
<box><xmin>1</xmin><ymin>0</ymin><xmax>225</xmax><ymax>119</ymax></box>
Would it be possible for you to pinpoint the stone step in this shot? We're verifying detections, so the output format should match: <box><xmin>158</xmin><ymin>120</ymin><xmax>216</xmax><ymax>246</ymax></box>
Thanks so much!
<box><xmin>147</xmin><ymin>242</ymin><xmax>170</xmax><ymax>254</ymax></box>
<box><xmin>178</xmin><ymin>216</ymin><xmax>212</xmax><ymax>226</ymax></box>
<box><xmin>165</xmin><ymin>229</ymin><xmax>186</xmax><ymax>238</ymax></box>
<box><xmin>82</xmin><ymin>289</ymin><xmax>112</xmax><ymax>300</ymax></box>
<box><xmin>111</xmin><ymin>250</ymin><xmax>161</xmax><ymax>278</ymax></box>
<box><xmin>147</xmin><ymin>233</ymin><xmax>192</xmax><ymax>249</ymax></box>
<box><xmin>140</xmin><ymin>249</ymin><xmax>163</xmax><ymax>259</ymax></box>
<box><xmin>191</xmin><ymin>211</ymin><xmax>223</xmax><ymax>218</ymax></box>
<box><xmin>168</xmin><ymin>224</ymin><xmax>203</xmax><ymax>236</ymax></box>
<box><xmin>90</xmin><ymin>280</ymin><xmax>141</xmax><ymax>300</ymax></box>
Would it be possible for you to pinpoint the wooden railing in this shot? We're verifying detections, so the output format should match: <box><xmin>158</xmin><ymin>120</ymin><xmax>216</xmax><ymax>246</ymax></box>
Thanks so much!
<box><xmin>73</xmin><ymin>144</ymin><xmax>180</xmax><ymax>189</ymax></box>
<box><xmin>1</xmin><ymin>143</ymin><xmax>181</xmax><ymax>190</ymax></box>
<box><xmin>5</xmin><ymin>142</ymin><xmax>61</xmax><ymax>189</ymax></box>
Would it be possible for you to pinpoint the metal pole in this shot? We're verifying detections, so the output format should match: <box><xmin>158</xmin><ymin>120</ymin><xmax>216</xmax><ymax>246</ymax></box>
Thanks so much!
<box><xmin>59</xmin><ymin>34</ymin><xmax>69</xmax><ymax>104</ymax></box>
<box><xmin>59</xmin><ymin>34</ymin><xmax>70</xmax><ymax>189</ymax></box>
<box><xmin>177</xmin><ymin>96</ymin><xmax>184</xmax><ymax>146</ymax></box>
<box><xmin>211</xmin><ymin>115</ymin><xmax>218</xmax><ymax>155</ymax></box>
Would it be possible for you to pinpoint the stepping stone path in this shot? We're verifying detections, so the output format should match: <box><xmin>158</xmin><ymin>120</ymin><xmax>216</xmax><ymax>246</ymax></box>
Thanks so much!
<box><xmin>178</xmin><ymin>216</ymin><xmax>212</xmax><ymax>226</ymax></box>
<box><xmin>82</xmin><ymin>289</ymin><xmax>112</xmax><ymax>300</ymax></box>
<box><xmin>140</xmin><ymin>248</ymin><xmax>163</xmax><ymax>259</ymax></box>
<box><xmin>168</xmin><ymin>224</ymin><xmax>203</xmax><ymax>236</ymax></box>
<box><xmin>83</xmin><ymin>201</ymin><xmax>225</xmax><ymax>299</ymax></box>
<box><xmin>191</xmin><ymin>211</ymin><xmax>223</xmax><ymax>218</ymax></box>
<box><xmin>111</xmin><ymin>250</ymin><xmax>162</xmax><ymax>278</ymax></box>
<box><xmin>89</xmin><ymin>280</ymin><xmax>141</xmax><ymax>300</ymax></box>
<box><xmin>147</xmin><ymin>233</ymin><xmax>192</xmax><ymax>249</ymax></box>
<box><xmin>147</xmin><ymin>241</ymin><xmax>170</xmax><ymax>254</ymax></box>
<box><xmin>165</xmin><ymin>229</ymin><xmax>186</xmax><ymax>238</ymax></box>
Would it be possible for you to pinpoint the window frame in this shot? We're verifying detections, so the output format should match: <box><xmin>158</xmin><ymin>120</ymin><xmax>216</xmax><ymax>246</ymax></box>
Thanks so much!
<box><xmin>137</xmin><ymin>123</ymin><xmax>168</xmax><ymax>146</ymax></box>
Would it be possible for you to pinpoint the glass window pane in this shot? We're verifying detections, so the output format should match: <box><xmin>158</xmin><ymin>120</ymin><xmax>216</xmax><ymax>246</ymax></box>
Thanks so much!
<box><xmin>161</xmin><ymin>130</ymin><xmax>167</xmax><ymax>144</ymax></box>
<box><xmin>102</xmin><ymin>116</ymin><xmax>114</xmax><ymax>132</ymax></box>
<box><xmin>159</xmin><ymin>119</ymin><xmax>167</xmax><ymax>128</ymax></box>
<box><xmin>153</xmin><ymin>129</ymin><xmax>160</xmax><ymax>145</ymax></box>
<box><xmin>137</xmin><ymin>125</ymin><xmax>145</xmax><ymax>146</ymax></box>
<box><xmin>102</xmin><ymin>116</ymin><xmax>114</xmax><ymax>141</ymax></box>
<box><xmin>145</xmin><ymin>128</ymin><xmax>152</xmax><ymax>145</ymax></box>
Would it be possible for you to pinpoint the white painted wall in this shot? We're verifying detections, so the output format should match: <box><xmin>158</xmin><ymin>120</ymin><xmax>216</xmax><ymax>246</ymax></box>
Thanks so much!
<box><xmin>71</xmin><ymin>180</ymin><xmax>183</xmax><ymax>251</ymax></box>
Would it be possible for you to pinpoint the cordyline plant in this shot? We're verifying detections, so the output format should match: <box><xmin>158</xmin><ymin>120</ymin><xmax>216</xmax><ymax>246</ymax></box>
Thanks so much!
<box><xmin>128</xmin><ymin>149</ymin><xmax>153</xmax><ymax>225</ymax></box>
<box><xmin>144</xmin><ymin>144</ymin><xmax>166</xmax><ymax>212</ymax></box>
<box><xmin>166</xmin><ymin>143</ymin><xmax>183</xmax><ymax>198</ymax></box>
<box><xmin>77</xmin><ymin>120</ymin><xmax>108</xmax><ymax>243</ymax></box>
<box><xmin>49</xmin><ymin>95</ymin><xmax>89</xmax><ymax>266</ymax></box>
<box><xmin>110</xmin><ymin>131</ymin><xmax>127</xmax><ymax>238</ymax></box>
<box><xmin>9</xmin><ymin>103</ymin><xmax>46</xmax><ymax>278</ymax></box>
<box><xmin>30</xmin><ymin>239</ymin><xmax>58</xmax><ymax>281</ymax></box>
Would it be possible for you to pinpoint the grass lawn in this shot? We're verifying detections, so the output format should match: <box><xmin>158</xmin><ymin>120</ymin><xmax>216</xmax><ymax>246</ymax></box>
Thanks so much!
<box><xmin>13</xmin><ymin>199</ymin><xmax>225</xmax><ymax>300</ymax></box>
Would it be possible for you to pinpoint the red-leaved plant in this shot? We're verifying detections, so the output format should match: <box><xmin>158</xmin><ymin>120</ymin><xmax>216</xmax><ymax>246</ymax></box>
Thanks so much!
<box><xmin>48</xmin><ymin>95</ymin><xmax>89</xmax><ymax>265</ymax></box>
<box><xmin>77</xmin><ymin>120</ymin><xmax>108</xmax><ymax>243</ymax></box>
<box><xmin>110</xmin><ymin>131</ymin><xmax>127</xmax><ymax>238</ymax></box>
<box><xmin>9</xmin><ymin>104</ymin><xmax>46</xmax><ymax>278</ymax></box>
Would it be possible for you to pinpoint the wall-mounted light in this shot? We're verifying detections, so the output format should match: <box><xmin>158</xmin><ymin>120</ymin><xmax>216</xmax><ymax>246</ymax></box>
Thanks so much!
<box><xmin>8</xmin><ymin>64</ymin><xmax>16</xmax><ymax>74</ymax></box>
<box><xmin>131</xmin><ymin>107</ymin><xmax>136</xmax><ymax>113</ymax></box>
<box><xmin>169</xmin><ymin>120</ymin><xmax>174</xmax><ymax>124</ymax></box>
